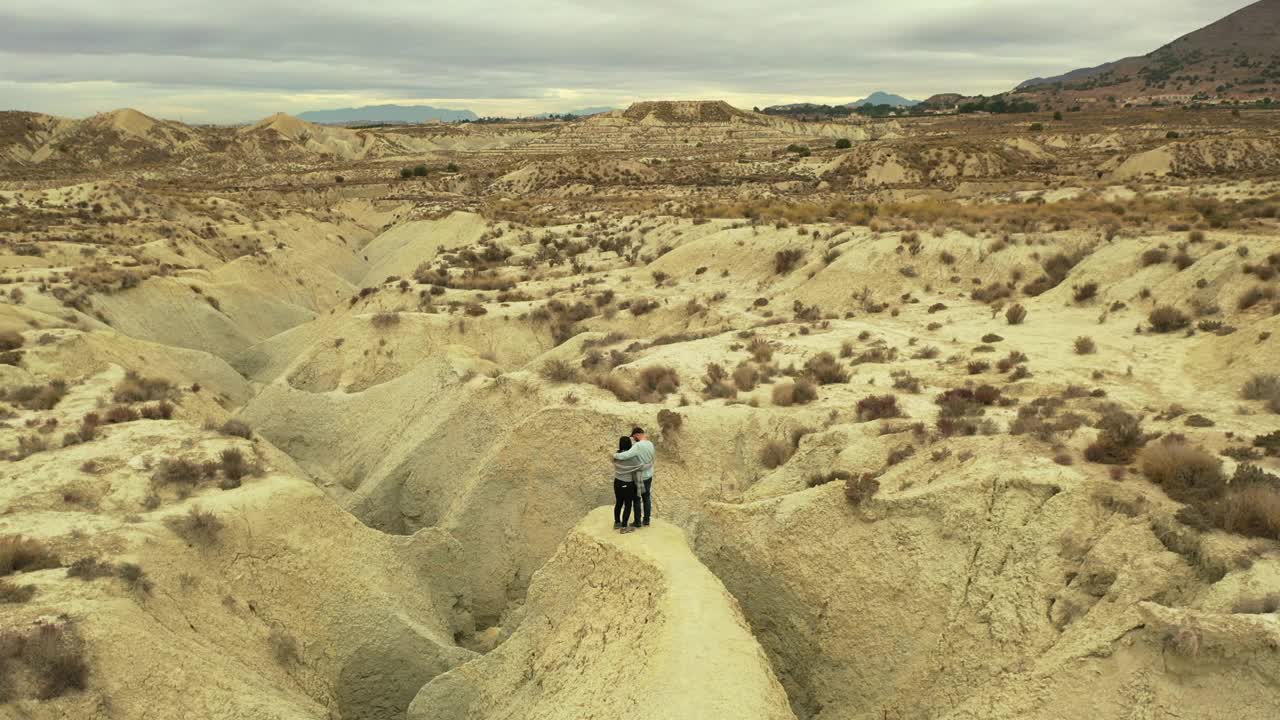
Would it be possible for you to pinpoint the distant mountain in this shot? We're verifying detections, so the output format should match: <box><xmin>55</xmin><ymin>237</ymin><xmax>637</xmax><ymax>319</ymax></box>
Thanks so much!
<box><xmin>528</xmin><ymin>107</ymin><xmax>617</xmax><ymax>119</ymax></box>
<box><xmin>1015</xmin><ymin>0</ymin><xmax>1280</xmax><ymax>105</ymax></box>
<box><xmin>845</xmin><ymin>92</ymin><xmax>920</xmax><ymax>108</ymax></box>
<box><xmin>297</xmin><ymin>104</ymin><xmax>478</xmax><ymax>125</ymax></box>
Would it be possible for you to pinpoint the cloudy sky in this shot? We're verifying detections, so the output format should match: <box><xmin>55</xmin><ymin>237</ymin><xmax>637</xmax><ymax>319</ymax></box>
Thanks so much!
<box><xmin>0</xmin><ymin>0</ymin><xmax>1255</xmax><ymax>122</ymax></box>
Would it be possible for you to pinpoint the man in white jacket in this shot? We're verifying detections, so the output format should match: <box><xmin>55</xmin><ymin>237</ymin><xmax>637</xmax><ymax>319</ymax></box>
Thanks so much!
<box><xmin>614</xmin><ymin>426</ymin><xmax>656</xmax><ymax>526</ymax></box>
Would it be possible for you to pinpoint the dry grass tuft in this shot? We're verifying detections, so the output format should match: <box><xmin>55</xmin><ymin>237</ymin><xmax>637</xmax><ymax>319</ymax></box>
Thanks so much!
<box><xmin>856</xmin><ymin>394</ymin><xmax>901</xmax><ymax>422</ymax></box>
<box><xmin>760</xmin><ymin>440</ymin><xmax>794</xmax><ymax>469</ymax></box>
<box><xmin>0</xmin><ymin>536</ymin><xmax>60</xmax><ymax>577</ymax></box>
<box><xmin>540</xmin><ymin>358</ymin><xmax>579</xmax><ymax>384</ymax></box>
<box><xmin>112</xmin><ymin>371</ymin><xmax>172</xmax><ymax>403</ymax></box>
<box><xmin>166</xmin><ymin>506</ymin><xmax>224</xmax><ymax>546</ymax></box>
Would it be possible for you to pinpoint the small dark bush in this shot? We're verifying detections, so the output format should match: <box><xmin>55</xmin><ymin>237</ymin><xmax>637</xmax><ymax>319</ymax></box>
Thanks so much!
<box><xmin>1148</xmin><ymin>306</ymin><xmax>1189</xmax><ymax>333</ymax></box>
<box><xmin>1074</xmin><ymin>336</ymin><xmax>1096</xmax><ymax>354</ymax></box>
<box><xmin>844</xmin><ymin>474</ymin><xmax>880</xmax><ymax>506</ymax></box>
<box><xmin>804</xmin><ymin>352</ymin><xmax>849</xmax><ymax>385</ymax></box>
<box><xmin>1084</xmin><ymin>406</ymin><xmax>1145</xmax><ymax>465</ymax></box>
<box><xmin>1005</xmin><ymin>304</ymin><xmax>1027</xmax><ymax>325</ymax></box>
<box><xmin>760</xmin><ymin>440</ymin><xmax>794</xmax><ymax>469</ymax></box>
<box><xmin>856</xmin><ymin>394</ymin><xmax>901</xmax><ymax>422</ymax></box>
<box><xmin>113</xmin><ymin>371</ymin><xmax>172</xmax><ymax>403</ymax></box>
<box><xmin>540</xmin><ymin>358</ymin><xmax>579</xmax><ymax>383</ymax></box>
<box><xmin>774</xmin><ymin>249</ymin><xmax>805</xmax><ymax>275</ymax></box>
<box><xmin>219</xmin><ymin>419</ymin><xmax>252</xmax><ymax>439</ymax></box>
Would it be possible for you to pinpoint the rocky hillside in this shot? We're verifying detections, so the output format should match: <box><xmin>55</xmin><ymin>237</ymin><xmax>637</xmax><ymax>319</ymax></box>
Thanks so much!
<box><xmin>1018</xmin><ymin>0</ymin><xmax>1280</xmax><ymax>106</ymax></box>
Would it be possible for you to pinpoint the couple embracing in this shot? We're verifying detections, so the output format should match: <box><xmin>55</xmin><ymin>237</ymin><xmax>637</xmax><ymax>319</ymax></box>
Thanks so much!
<box><xmin>611</xmin><ymin>426</ymin><xmax>654</xmax><ymax>533</ymax></box>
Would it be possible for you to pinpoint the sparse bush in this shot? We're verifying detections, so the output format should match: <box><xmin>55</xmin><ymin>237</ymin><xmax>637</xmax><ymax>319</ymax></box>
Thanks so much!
<box><xmin>219</xmin><ymin>419</ymin><xmax>252</xmax><ymax>439</ymax></box>
<box><xmin>116</xmin><ymin>562</ymin><xmax>153</xmax><ymax>594</ymax></box>
<box><xmin>747</xmin><ymin>337</ymin><xmax>774</xmax><ymax>363</ymax></box>
<box><xmin>112</xmin><ymin>371</ymin><xmax>172</xmax><ymax>403</ymax></box>
<box><xmin>0</xmin><ymin>536</ymin><xmax>60</xmax><ymax>576</ymax></box>
<box><xmin>629</xmin><ymin>298</ymin><xmax>659</xmax><ymax>316</ymax></box>
<box><xmin>0</xmin><ymin>622</ymin><xmax>90</xmax><ymax>700</ymax></box>
<box><xmin>166</xmin><ymin>506</ymin><xmax>224</xmax><ymax>546</ymax></box>
<box><xmin>269</xmin><ymin>628</ymin><xmax>301</xmax><ymax>666</ymax></box>
<box><xmin>732</xmin><ymin>363</ymin><xmax>759</xmax><ymax>391</ymax></box>
<box><xmin>66</xmin><ymin>557</ymin><xmax>115</xmax><ymax>580</ymax></box>
<box><xmin>140</xmin><ymin>402</ymin><xmax>175</xmax><ymax>420</ymax></box>
<box><xmin>760</xmin><ymin>440</ymin><xmax>794</xmax><ymax>469</ymax></box>
<box><xmin>657</xmin><ymin>409</ymin><xmax>683</xmax><ymax>436</ymax></box>
<box><xmin>807</xmin><ymin>470</ymin><xmax>851</xmax><ymax>488</ymax></box>
<box><xmin>0</xmin><ymin>579</ymin><xmax>36</xmax><ymax>603</ymax></box>
<box><xmin>856</xmin><ymin>394</ymin><xmax>901</xmax><ymax>422</ymax></box>
<box><xmin>834</xmin><ymin>138</ymin><xmax>852</xmax><ymax>149</ymax></box>
<box><xmin>0</xmin><ymin>331</ymin><xmax>23</xmax><ymax>352</ymax></box>
<box><xmin>635</xmin><ymin>366</ymin><xmax>680</xmax><ymax>403</ymax></box>
<box><xmin>1139</xmin><ymin>439</ymin><xmax>1226</xmax><ymax>505</ymax></box>
<box><xmin>152</xmin><ymin>459</ymin><xmax>203</xmax><ymax>487</ymax></box>
<box><xmin>220</xmin><ymin>448</ymin><xmax>248</xmax><ymax>483</ymax></box>
<box><xmin>844</xmin><ymin>474</ymin><xmax>880</xmax><ymax>506</ymax></box>
<box><xmin>1140</xmin><ymin>248</ymin><xmax>1168</xmax><ymax>267</ymax></box>
<box><xmin>804</xmin><ymin>352</ymin><xmax>848</xmax><ymax>385</ymax></box>
<box><xmin>1148</xmin><ymin>306</ymin><xmax>1189</xmax><ymax>333</ymax></box>
<box><xmin>702</xmin><ymin>363</ymin><xmax>737</xmax><ymax>399</ymax></box>
<box><xmin>540</xmin><ymin>358</ymin><xmax>579</xmax><ymax>384</ymax></box>
<box><xmin>1005</xmin><ymin>304</ymin><xmax>1027</xmax><ymax>325</ymax></box>
<box><xmin>1074</xmin><ymin>336</ymin><xmax>1096</xmax><ymax>354</ymax></box>
<box><xmin>370</xmin><ymin>311</ymin><xmax>400</xmax><ymax>328</ymax></box>
<box><xmin>1</xmin><ymin>380</ymin><xmax>68</xmax><ymax>411</ymax></box>
<box><xmin>771</xmin><ymin>379</ymin><xmax>817</xmax><ymax>407</ymax></box>
<box><xmin>774</xmin><ymin>249</ymin><xmax>805</xmax><ymax>275</ymax></box>
<box><xmin>103</xmin><ymin>405</ymin><xmax>139</xmax><ymax>424</ymax></box>
<box><xmin>1072</xmin><ymin>282</ymin><xmax>1098</xmax><ymax>303</ymax></box>
<box><xmin>1237</xmin><ymin>285</ymin><xmax>1276</xmax><ymax>311</ymax></box>
<box><xmin>1084</xmin><ymin>407</ymin><xmax>1145</xmax><ymax>464</ymax></box>
<box><xmin>891</xmin><ymin>371</ymin><xmax>922</xmax><ymax>393</ymax></box>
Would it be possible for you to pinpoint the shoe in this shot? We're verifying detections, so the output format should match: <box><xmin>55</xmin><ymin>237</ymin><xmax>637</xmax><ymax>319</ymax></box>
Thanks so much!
<box><xmin>642</xmin><ymin>521</ymin><xmax>650</xmax><ymax>526</ymax></box>
<box><xmin>632</xmin><ymin>524</ymin><xmax>642</xmax><ymax>529</ymax></box>
<box><xmin>613</xmin><ymin>522</ymin><xmax>623</xmax><ymax>529</ymax></box>
<box><xmin>620</xmin><ymin>527</ymin><xmax>636</xmax><ymax>534</ymax></box>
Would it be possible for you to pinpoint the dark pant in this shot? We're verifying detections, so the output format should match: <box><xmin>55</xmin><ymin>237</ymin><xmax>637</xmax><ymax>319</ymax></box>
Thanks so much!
<box><xmin>613</xmin><ymin>480</ymin><xmax>641</xmax><ymax>526</ymax></box>
<box><xmin>641</xmin><ymin>477</ymin><xmax>653</xmax><ymax>524</ymax></box>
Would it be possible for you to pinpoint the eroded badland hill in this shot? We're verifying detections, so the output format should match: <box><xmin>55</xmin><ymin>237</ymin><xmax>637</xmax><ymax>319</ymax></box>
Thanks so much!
<box><xmin>1</xmin><ymin>98</ymin><xmax>1279</xmax><ymax>719</ymax></box>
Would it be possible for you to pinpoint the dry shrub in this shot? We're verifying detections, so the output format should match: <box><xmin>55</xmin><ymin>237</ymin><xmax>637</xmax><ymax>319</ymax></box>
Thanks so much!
<box><xmin>540</xmin><ymin>358</ymin><xmax>579</xmax><ymax>383</ymax></box>
<box><xmin>1074</xmin><ymin>336</ymin><xmax>1096</xmax><ymax>354</ymax></box>
<box><xmin>807</xmin><ymin>470</ymin><xmax>852</xmax><ymax>488</ymax></box>
<box><xmin>747</xmin><ymin>337</ymin><xmax>773</xmax><ymax>363</ymax></box>
<box><xmin>1139</xmin><ymin>247</ymin><xmax>1168</xmax><ymax>266</ymax></box>
<box><xmin>153</xmin><ymin>458</ymin><xmax>202</xmax><ymax>487</ymax></box>
<box><xmin>370</xmin><ymin>311</ymin><xmax>400</xmax><ymax>328</ymax></box>
<box><xmin>732</xmin><ymin>363</ymin><xmax>759</xmax><ymax>391</ymax></box>
<box><xmin>629</xmin><ymin>298</ymin><xmax>659</xmax><ymax>316</ymax></box>
<box><xmin>1005</xmin><ymin>304</ymin><xmax>1027</xmax><ymax>325</ymax></box>
<box><xmin>844</xmin><ymin>474</ymin><xmax>880</xmax><ymax>506</ymax></box>
<box><xmin>1148</xmin><ymin>306</ymin><xmax>1189</xmax><ymax>333</ymax></box>
<box><xmin>0</xmin><ymin>331</ymin><xmax>23</xmax><ymax>352</ymax></box>
<box><xmin>140</xmin><ymin>401</ymin><xmax>174</xmax><ymax>420</ymax></box>
<box><xmin>219</xmin><ymin>419</ymin><xmax>252</xmax><ymax>438</ymax></box>
<box><xmin>657</xmin><ymin>409</ymin><xmax>683</xmax><ymax>436</ymax></box>
<box><xmin>112</xmin><ymin>371</ymin><xmax>172</xmax><ymax>403</ymax></box>
<box><xmin>772</xmin><ymin>379</ymin><xmax>817</xmax><ymax>407</ymax></box>
<box><xmin>891</xmin><ymin>371</ymin><xmax>921</xmax><ymax>393</ymax></box>
<box><xmin>101</xmin><ymin>405</ymin><xmax>138</xmax><ymax>424</ymax></box>
<box><xmin>702</xmin><ymin>363</ymin><xmax>737</xmax><ymax>399</ymax></box>
<box><xmin>1242</xmin><ymin>374</ymin><xmax>1280</xmax><ymax>402</ymax></box>
<box><xmin>1139</xmin><ymin>439</ymin><xmax>1226</xmax><ymax>505</ymax></box>
<box><xmin>166</xmin><ymin>506</ymin><xmax>224</xmax><ymax>546</ymax></box>
<box><xmin>220</xmin><ymin>448</ymin><xmax>248</xmax><ymax>483</ymax></box>
<box><xmin>1072</xmin><ymin>282</ymin><xmax>1098</xmax><ymax>303</ymax></box>
<box><xmin>1084</xmin><ymin>407</ymin><xmax>1145</xmax><ymax>464</ymax></box>
<box><xmin>1213</xmin><ymin>485</ymin><xmax>1280</xmax><ymax>540</ymax></box>
<box><xmin>760</xmin><ymin>440</ymin><xmax>794</xmax><ymax>469</ymax></box>
<box><xmin>636</xmin><ymin>366</ymin><xmax>680</xmax><ymax>401</ymax></box>
<box><xmin>66</xmin><ymin>557</ymin><xmax>115</xmax><ymax>580</ymax></box>
<box><xmin>1</xmin><ymin>380</ymin><xmax>68</xmax><ymax>411</ymax></box>
<box><xmin>1237</xmin><ymin>285</ymin><xmax>1276</xmax><ymax>311</ymax></box>
<box><xmin>591</xmin><ymin>373</ymin><xmax>636</xmax><ymax>402</ymax></box>
<box><xmin>774</xmin><ymin>249</ymin><xmax>805</xmax><ymax>274</ymax></box>
<box><xmin>0</xmin><ymin>622</ymin><xmax>90</xmax><ymax>700</ymax></box>
<box><xmin>0</xmin><ymin>579</ymin><xmax>35</xmax><ymax>604</ymax></box>
<box><xmin>269</xmin><ymin>628</ymin><xmax>301</xmax><ymax>666</ymax></box>
<box><xmin>0</xmin><ymin>536</ymin><xmax>60</xmax><ymax>576</ymax></box>
<box><xmin>804</xmin><ymin>352</ymin><xmax>849</xmax><ymax>385</ymax></box>
<box><xmin>856</xmin><ymin>394</ymin><xmax>901</xmax><ymax>422</ymax></box>
<box><xmin>887</xmin><ymin>445</ymin><xmax>916</xmax><ymax>465</ymax></box>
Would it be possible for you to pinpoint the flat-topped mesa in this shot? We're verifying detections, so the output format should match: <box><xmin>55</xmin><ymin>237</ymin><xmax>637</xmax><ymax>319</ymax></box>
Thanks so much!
<box><xmin>408</xmin><ymin>506</ymin><xmax>797</xmax><ymax>720</ymax></box>
<box><xmin>621</xmin><ymin>100</ymin><xmax>760</xmax><ymax>124</ymax></box>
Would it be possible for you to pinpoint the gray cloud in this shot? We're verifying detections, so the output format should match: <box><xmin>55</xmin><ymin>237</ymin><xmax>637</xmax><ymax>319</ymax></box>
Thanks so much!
<box><xmin>0</xmin><ymin>0</ymin><xmax>1255</xmax><ymax>121</ymax></box>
